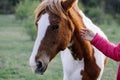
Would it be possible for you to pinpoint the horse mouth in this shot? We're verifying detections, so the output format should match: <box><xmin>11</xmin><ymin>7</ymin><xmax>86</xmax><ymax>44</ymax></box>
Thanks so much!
<box><xmin>35</xmin><ymin>65</ymin><xmax>47</xmax><ymax>75</ymax></box>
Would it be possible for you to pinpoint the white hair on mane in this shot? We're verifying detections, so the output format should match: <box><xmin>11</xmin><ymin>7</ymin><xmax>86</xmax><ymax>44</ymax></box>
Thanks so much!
<box><xmin>35</xmin><ymin>0</ymin><xmax>68</xmax><ymax>21</ymax></box>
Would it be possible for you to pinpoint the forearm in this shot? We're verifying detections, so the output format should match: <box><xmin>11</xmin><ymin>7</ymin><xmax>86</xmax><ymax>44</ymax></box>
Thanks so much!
<box><xmin>91</xmin><ymin>33</ymin><xmax>120</xmax><ymax>61</ymax></box>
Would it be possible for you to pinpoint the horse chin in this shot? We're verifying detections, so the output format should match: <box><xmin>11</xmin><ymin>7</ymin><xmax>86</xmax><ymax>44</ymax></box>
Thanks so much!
<box><xmin>36</xmin><ymin>71</ymin><xmax>45</xmax><ymax>75</ymax></box>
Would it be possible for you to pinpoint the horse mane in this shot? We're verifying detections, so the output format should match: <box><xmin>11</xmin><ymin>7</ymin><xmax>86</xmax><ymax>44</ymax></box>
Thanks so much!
<box><xmin>35</xmin><ymin>0</ymin><xmax>66</xmax><ymax>23</ymax></box>
<box><xmin>34</xmin><ymin>0</ymin><xmax>80</xmax><ymax>25</ymax></box>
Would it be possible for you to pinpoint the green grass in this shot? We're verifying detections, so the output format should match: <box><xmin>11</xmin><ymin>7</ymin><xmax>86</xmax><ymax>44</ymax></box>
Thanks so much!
<box><xmin>98</xmin><ymin>22</ymin><xmax>119</xmax><ymax>80</ymax></box>
<box><xmin>0</xmin><ymin>15</ymin><xmax>119</xmax><ymax>80</ymax></box>
<box><xmin>0</xmin><ymin>15</ymin><xmax>63</xmax><ymax>80</ymax></box>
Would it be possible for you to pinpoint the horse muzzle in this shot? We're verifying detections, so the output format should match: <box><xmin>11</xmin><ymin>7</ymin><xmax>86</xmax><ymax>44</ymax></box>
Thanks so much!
<box><xmin>35</xmin><ymin>61</ymin><xmax>47</xmax><ymax>75</ymax></box>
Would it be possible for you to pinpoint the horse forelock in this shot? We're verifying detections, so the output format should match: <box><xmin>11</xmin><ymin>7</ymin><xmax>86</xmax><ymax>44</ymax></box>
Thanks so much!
<box><xmin>35</xmin><ymin>0</ymin><xmax>69</xmax><ymax>26</ymax></box>
<box><xmin>47</xmin><ymin>0</ymin><xmax>67</xmax><ymax>19</ymax></box>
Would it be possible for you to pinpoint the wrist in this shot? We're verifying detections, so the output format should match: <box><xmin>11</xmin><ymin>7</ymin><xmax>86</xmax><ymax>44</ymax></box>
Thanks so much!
<box><xmin>90</xmin><ymin>33</ymin><xmax>98</xmax><ymax>43</ymax></box>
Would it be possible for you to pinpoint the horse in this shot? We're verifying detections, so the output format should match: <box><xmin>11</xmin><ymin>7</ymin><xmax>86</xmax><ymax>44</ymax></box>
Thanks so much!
<box><xmin>29</xmin><ymin>0</ymin><xmax>108</xmax><ymax>80</ymax></box>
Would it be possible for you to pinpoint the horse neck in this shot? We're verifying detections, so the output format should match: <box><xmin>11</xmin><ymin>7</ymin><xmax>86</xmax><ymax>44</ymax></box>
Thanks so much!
<box><xmin>68</xmin><ymin>8</ymin><xmax>94</xmax><ymax>60</ymax></box>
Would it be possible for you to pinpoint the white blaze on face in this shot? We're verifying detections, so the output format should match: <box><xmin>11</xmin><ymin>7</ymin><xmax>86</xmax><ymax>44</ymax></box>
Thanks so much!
<box><xmin>29</xmin><ymin>13</ymin><xmax>50</xmax><ymax>72</ymax></box>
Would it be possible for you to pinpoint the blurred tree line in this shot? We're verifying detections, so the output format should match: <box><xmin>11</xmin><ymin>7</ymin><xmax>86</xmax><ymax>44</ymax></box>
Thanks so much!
<box><xmin>0</xmin><ymin>0</ymin><xmax>19</xmax><ymax>14</ymax></box>
<box><xmin>1</xmin><ymin>0</ymin><xmax>119</xmax><ymax>40</ymax></box>
<box><xmin>1</xmin><ymin>0</ymin><xmax>119</xmax><ymax>15</ymax></box>
<box><xmin>80</xmin><ymin>0</ymin><xmax>120</xmax><ymax>14</ymax></box>
<box><xmin>79</xmin><ymin>0</ymin><xmax>120</xmax><ymax>23</ymax></box>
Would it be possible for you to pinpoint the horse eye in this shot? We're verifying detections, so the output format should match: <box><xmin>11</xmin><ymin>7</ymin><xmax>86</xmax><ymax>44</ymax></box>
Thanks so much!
<box><xmin>52</xmin><ymin>25</ymin><xmax>59</xmax><ymax>31</ymax></box>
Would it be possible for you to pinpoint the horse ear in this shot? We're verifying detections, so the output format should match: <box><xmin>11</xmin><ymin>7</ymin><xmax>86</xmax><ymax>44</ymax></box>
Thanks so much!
<box><xmin>61</xmin><ymin>0</ymin><xmax>77</xmax><ymax>11</ymax></box>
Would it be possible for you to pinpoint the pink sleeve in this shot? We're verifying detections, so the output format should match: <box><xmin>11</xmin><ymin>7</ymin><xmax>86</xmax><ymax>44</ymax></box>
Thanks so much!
<box><xmin>91</xmin><ymin>33</ymin><xmax>120</xmax><ymax>61</ymax></box>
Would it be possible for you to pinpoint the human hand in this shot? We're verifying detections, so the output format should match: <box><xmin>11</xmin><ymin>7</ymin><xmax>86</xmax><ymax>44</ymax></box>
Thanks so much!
<box><xmin>80</xmin><ymin>28</ymin><xmax>96</xmax><ymax>41</ymax></box>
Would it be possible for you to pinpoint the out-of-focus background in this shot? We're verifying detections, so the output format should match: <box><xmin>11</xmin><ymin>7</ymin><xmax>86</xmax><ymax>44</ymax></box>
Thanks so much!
<box><xmin>0</xmin><ymin>0</ymin><xmax>119</xmax><ymax>80</ymax></box>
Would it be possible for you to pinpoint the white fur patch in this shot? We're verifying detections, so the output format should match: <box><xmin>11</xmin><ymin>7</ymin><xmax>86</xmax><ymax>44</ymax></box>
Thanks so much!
<box><xmin>60</xmin><ymin>48</ymin><xmax>84</xmax><ymax>80</ymax></box>
<box><xmin>60</xmin><ymin>10</ymin><xmax>107</xmax><ymax>80</ymax></box>
<box><xmin>29</xmin><ymin>13</ymin><xmax>50</xmax><ymax>72</ymax></box>
<box><xmin>79</xmin><ymin>10</ymin><xmax>107</xmax><ymax>80</ymax></box>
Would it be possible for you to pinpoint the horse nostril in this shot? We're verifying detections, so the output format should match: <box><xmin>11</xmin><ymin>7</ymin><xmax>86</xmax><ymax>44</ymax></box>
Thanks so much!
<box><xmin>36</xmin><ymin>61</ymin><xmax>42</xmax><ymax>69</ymax></box>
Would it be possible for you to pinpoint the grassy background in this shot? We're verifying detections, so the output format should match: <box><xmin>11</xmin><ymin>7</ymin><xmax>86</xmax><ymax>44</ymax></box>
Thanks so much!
<box><xmin>0</xmin><ymin>15</ymin><xmax>119</xmax><ymax>80</ymax></box>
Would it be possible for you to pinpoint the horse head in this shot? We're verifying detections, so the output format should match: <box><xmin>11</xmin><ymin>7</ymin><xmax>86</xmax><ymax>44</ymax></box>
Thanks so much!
<box><xmin>29</xmin><ymin>0</ymin><xmax>79</xmax><ymax>74</ymax></box>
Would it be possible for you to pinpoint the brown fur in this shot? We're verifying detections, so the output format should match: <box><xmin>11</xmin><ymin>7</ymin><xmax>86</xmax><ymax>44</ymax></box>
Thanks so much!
<box><xmin>34</xmin><ymin>0</ymin><xmax>105</xmax><ymax>80</ymax></box>
<box><xmin>68</xmin><ymin>8</ymin><xmax>101</xmax><ymax>80</ymax></box>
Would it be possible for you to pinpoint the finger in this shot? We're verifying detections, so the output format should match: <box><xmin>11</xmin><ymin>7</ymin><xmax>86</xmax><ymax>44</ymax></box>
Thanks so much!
<box><xmin>81</xmin><ymin>35</ymin><xmax>85</xmax><ymax>39</ymax></box>
<box><xmin>80</xmin><ymin>32</ymin><xmax>86</xmax><ymax>36</ymax></box>
<box><xmin>81</xmin><ymin>29</ymin><xmax>89</xmax><ymax>34</ymax></box>
<box><xmin>81</xmin><ymin>28</ymin><xmax>89</xmax><ymax>31</ymax></box>
<box><xmin>80</xmin><ymin>29</ymin><xmax>87</xmax><ymax>34</ymax></box>
<box><xmin>80</xmin><ymin>30</ymin><xmax>85</xmax><ymax>34</ymax></box>
<box><xmin>81</xmin><ymin>35</ymin><xmax>87</xmax><ymax>40</ymax></box>
<box><xmin>81</xmin><ymin>28</ymin><xmax>87</xmax><ymax>32</ymax></box>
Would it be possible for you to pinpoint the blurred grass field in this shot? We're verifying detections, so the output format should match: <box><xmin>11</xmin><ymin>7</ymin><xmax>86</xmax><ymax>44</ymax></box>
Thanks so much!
<box><xmin>0</xmin><ymin>15</ymin><xmax>119</xmax><ymax>80</ymax></box>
